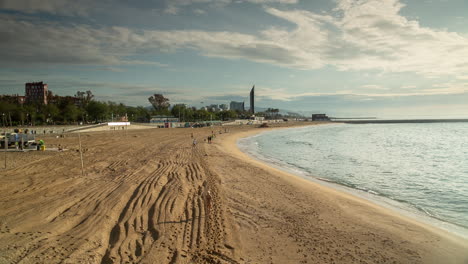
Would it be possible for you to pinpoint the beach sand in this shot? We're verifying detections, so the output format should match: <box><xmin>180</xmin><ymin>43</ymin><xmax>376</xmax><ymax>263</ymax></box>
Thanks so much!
<box><xmin>0</xmin><ymin>122</ymin><xmax>467</xmax><ymax>263</ymax></box>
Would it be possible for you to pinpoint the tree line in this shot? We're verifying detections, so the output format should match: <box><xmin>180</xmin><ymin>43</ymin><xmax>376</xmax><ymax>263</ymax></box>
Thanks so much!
<box><xmin>0</xmin><ymin>92</ymin><xmax>240</xmax><ymax>126</ymax></box>
<box><xmin>0</xmin><ymin>91</ymin><xmax>152</xmax><ymax>126</ymax></box>
<box><xmin>0</xmin><ymin>91</ymin><xmax>297</xmax><ymax>127</ymax></box>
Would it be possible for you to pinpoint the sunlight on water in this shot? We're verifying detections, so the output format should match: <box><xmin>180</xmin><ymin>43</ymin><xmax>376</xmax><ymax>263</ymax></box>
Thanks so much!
<box><xmin>239</xmin><ymin>123</ymin><xmax>468</xmax><ymax>236</ymax></box>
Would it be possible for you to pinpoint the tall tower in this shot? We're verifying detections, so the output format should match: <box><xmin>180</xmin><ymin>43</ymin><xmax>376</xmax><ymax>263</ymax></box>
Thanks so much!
<box><xmin>250</xmin><ymin>85</ymin><xmax>255</xmax><ymax>114</ymax></box>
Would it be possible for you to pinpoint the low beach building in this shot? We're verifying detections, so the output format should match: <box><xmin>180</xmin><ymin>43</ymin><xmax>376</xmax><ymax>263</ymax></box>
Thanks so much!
<box><xmin>150</xmin><ymin>115</ymin><xmax>180</xmax><ymax>128</ymax></box>
<box><xmin>150</xmin><ymin>116</ymin><xmax>180</xmax><ymax>123</ymax></box>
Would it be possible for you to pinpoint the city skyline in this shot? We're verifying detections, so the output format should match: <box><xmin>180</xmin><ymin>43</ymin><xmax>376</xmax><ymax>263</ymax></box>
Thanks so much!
<box><xmin>1</xmin><ymin>0</ymin><xmax>468</xmax><ymax>118</ymax></box>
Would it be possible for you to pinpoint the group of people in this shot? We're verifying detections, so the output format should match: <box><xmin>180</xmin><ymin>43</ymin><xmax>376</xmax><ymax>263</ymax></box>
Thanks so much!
<box><xmin>190</xmin><ymin>132</ymin><xmax>216</xmax><ymax>147</ymax></box>
<box><xmin>191</xmin><ymin>128</ymin><xmax>232</xmax><ymax>147</ymax></box>
<box><xmin>207</xmin><ymin>134</ymin><xmax>214</xmax><ymax>144</ymax></box>
<box><xmin>189</xmin><ymin>130</ymin><xmax>224</xmax><ymax>215</ymax></box>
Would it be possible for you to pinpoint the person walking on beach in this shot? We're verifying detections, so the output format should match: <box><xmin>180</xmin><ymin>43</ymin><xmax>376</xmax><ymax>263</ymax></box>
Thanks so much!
<box><xmin>192</xmin><ymin>138</ymin><xmax>197</xmax><ymax>147</ymax></box>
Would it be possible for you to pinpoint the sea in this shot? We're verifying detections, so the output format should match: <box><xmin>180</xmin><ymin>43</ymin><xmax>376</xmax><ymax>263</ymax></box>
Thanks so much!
<box><xmin>238</xmin><ymin>123</ymin><xmax>468</xmax><ymax>238</ymax></box>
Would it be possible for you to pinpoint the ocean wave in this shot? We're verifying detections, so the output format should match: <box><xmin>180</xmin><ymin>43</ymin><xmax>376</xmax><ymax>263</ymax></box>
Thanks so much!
<box><xmin>239</xmin><ymin>123</ymin><xmax>468</xmax><ymax>238</ymax></box>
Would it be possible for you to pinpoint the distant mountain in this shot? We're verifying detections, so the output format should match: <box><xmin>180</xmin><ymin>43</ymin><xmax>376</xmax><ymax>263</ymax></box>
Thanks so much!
<box><xmin>254</xmin><ymin>106</ymin><xmax>307</xmax><ymax>117</ymax></box>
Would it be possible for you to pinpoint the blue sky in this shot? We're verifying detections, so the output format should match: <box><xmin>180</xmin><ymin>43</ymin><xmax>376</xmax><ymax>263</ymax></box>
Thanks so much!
<box><xmin>1</xmin><ymin>0</ymin><xmax>468</xmax><ymax>118</ymax></box>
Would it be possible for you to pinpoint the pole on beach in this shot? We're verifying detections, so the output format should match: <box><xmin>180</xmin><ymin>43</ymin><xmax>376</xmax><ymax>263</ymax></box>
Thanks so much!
<box><xmin>78</xmin><ymin>133</ymin><xmax>85</xmax><ymax>177</ymax></box>
<box><xmin>4</xmin><ymin>129</ymin><xmax>7</xmax><ymax>169</ymax></box>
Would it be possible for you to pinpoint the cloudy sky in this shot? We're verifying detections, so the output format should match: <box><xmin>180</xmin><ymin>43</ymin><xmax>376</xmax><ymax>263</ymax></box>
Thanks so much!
<box><xmin>1</xmin><ymin>0</ymin><xmax>468</xmax><ymax>118</ymax></box>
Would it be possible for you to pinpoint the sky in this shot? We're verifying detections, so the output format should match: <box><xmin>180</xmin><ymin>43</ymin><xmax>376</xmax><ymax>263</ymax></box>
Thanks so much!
<box><xmin>1</xmin><ymin>0</ymin><xmax>468</xmax><ymax>118</ymax></box>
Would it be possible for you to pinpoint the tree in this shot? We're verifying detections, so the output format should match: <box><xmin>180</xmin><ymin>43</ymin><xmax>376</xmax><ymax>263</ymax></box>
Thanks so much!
<box><xmin>216</xmin><ymin>110</ymin><xmax>237</xmax><ymax>121</ymax></box>
<box><xmin>134</xmin><ymin>106</ymin><xmax>151</xmax><ymax>122</ymax></box>
<box><xmin>44</xmin><ymin>104</ymin><xmax>60</xmax><ymax>124</ymax></box>
<box><xmin>75</xmin><ymin>90</ymin><xmax>94</xmax><ymax>108</ymax></box>
<box><xmin>0</xmin><ymin>102</ymin><xmax>18</xmax><ymax>126</ymax></box>
<box><xmin>184</xmin><ymin>107</ymin><xmax>194</xmax><ymax>121</ymax></box>
<box><xmin>63</xmin><ymin>104</ymin><xmax>80</xmax><ymax>123</ymax></box>
<box><xmin>148</xmin><ymin>94</ymin><xmax>170</xmax><ymax>113</ymax></box>
<box><xmin>195</xmin><ymin>109</ymin><xmax>210</xmax><ymax>121</ymax></box>
<box><xmin>266</xmin><ymin>108</ymin><xmax>280</xmax><ymax>119</ymax></box>
<box><xmin>86</xmin><ymin>101</ymin><xmax>108</xmax><ymax>122</ymax></box>
<box><xmin>23</xmin><ymin>105</ymin><xmax>37</xmax><ymax>125</ymax></box>
<box><xmin>171</xmin><ymin>104</ymin><xmax>187</xmax><ymax>121</ymax></box>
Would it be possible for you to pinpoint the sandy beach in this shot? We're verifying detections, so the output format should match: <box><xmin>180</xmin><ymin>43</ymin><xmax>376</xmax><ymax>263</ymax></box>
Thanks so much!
<box><xmin>1</xmin><ymin>122</ymin><xmax>467</xmax><ymax>264</ymax></box>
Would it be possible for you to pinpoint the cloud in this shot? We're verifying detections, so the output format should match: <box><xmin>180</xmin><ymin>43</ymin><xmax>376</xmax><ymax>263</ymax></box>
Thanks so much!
<box><xmin>244</xmin><ymin>0</ymin><xmax>298</xmax><ymax>3</ymax></box>
<box><xmin>98</xmin><ymin>67</ymin><xmax>125</xmax><ymax>72</ymax></box>
<box><xmin>0</xmin><ymin>0</ymin><xmax>94</xmax><ymax>16</ymax></box>
<box><xmin>361</xmin><ymin>84</ymin><xmax>388</xmax><ymax>90</ymax></box>
<box><xmin>0</xmin><ymin>17</ymin><xmax>168</xmax><ymax>66</ymax></box>
<box><xmin>0</xmin><ymin>15</ymin><xmax>297</xmax><ymax>67</ymax></box>
<box><xmin>262</xmin><ymin>2</ymin><xmax>468</xmax><ymax>77</ymax></box>
<box><xmin>164</xmin><ymin>5</ymin><xmax>180</xmax><ymax>15</ymax></box>
<box><xmin>162</xmin><ymin>0</ymin><xmax>296</xmax><ymax>15</ymax></box>
<box><xmin>161</xmin><ymin>1</ymin><xmax>468</xmax><ymax>77</ymax></box>
<box><xmin>193</xmin><ymin>8</ymin><xmax>206</xmax><ymax>15</ymax></box>
<box><xmin>2</xmin><ymin>0</ymin><xmax>468</xmax><ymax>81</ymax></box>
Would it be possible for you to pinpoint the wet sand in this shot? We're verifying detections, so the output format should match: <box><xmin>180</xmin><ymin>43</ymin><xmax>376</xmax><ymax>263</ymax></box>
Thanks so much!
<box><xmin>0</xmin><ymin>122</ymin><xmax>467</xmax><ymax>263</ymax></box>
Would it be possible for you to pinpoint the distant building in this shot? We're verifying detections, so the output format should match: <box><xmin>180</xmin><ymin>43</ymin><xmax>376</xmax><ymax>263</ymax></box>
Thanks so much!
<box><xmin>312</xmin><ymin>114</ymin><xmax>330</xmax><ymax>121</ymax></box>
<box><xmin>250</xmin><ymin>85</ymin><xmax>255</xmax><ymax>114</ymax></box>
<box><xmin>25</xmin><ymin>82</ymin><xmax>48</xmax><ymax>105</ymax></box>
<box><xmin>150</xmin><ymin>115</ymin><xmax>180</xmax><ymax>128</ymax></box>
<box><xmin>230</xmin><ymin>101</ymin><xmax>245</xmax><ymax>112</ymax></box>
<box><xmin>208</xmin><ymin>104</ymin><xmax>220</xmax><ymax>112</ymax></box>
<box><xmin>219</xmin><ymin>104</ymin><xmax>228</xmax><ymax>111</ymax></box>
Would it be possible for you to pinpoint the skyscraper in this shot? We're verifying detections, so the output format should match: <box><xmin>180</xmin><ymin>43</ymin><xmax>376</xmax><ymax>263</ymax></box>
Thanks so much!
<box><xmin>250</xmin><ymin>85</ymin><xmax>255</xmax><ymax>114</ymax></box>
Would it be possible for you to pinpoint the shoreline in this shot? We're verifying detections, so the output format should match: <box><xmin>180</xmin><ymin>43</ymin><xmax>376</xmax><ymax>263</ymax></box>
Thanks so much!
<box><xmin>211</xmin><ymin>123</ymin><xmax>468</xmax><ymax>263</ymax></box>
<box><xmin>236</xmin><ymin>124</ymin><xmax>468</xmax><ymax>240</ymax></box>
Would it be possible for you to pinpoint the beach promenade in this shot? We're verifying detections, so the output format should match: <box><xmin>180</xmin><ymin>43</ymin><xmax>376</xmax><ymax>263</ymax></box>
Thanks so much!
<box><xmin>0</xmin><ymin>123</ymin><xmax>467</xmax><ymax>263</ymax></box>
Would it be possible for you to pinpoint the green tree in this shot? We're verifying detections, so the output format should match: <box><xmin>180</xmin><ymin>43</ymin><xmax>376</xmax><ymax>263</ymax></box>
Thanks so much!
<box><xmin>23</xmin><ymin>105</ymin><xmax>37</xmax><ymax>126</ymax></box>
<box><xmin>148</xmin><ymin>94</ymin><xmax>170</xmax><ymax>114</ymax></box>
<box><xmin>133</xmin><ymin>106</ymin><xmax>151</xmax><ymax>122</ymax></box>
<box><xmin>44</xmin><ymin>104</ymin><xmax>60</xmax><ymax>124</ymax></box>
<box><xmin>63</xmin><ymin>104</ymin><xmax>80</xmax><ymax>123</ymax></box>
<box><xmin>265</xmin><ymin>108</ymin><xmax>280</xmax><ymax>119</ymax></box>
<box><xmin>86</xmin><ymin>101</ymin><xmax>109</xmax><ymax>122</ymax></box>
<box><xmin>171</xmin><ymin>104</ymin><xmax>187</xmax><ymax>121</ymax></box>
<box><xmin>75</xmin><ymin>90</ymin><xmax>94</xmax><ymax>108</ymax></box>
<box><xmin>0</xmin><ymin>102</ymin><xmax>18</xmax><ymax>126</ymax></box>
<box><xmin>194</xmin><ymin>109</ymin><xmax>210</xmax><ymax>121</ymax></box>
<box><xmin>217</xmin><ymin>110</ymin><xmax>237</xmax><ymax>121</ymax></box>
